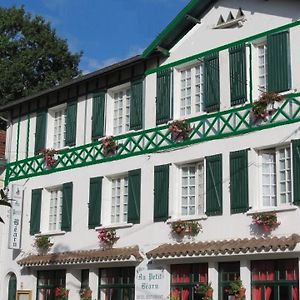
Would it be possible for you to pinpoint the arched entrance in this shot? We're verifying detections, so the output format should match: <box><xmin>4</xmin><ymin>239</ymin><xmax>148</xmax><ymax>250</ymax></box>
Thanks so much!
<box><xmin>8</xmin><ymin>273</ymin><xmax>17</xmax><ymax>300</ymax></box>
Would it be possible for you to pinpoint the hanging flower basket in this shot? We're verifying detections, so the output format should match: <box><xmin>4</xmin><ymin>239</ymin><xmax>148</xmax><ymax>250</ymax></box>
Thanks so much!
<box><xmin>79</xmin><ymin>287</ymin><xmax>92</xmax><ymax>300</ymax></box>
<box><xmin>194</xmin><ymin>282</ymin><xmax>213</xmax><ymax>300</ymax></box>
<box><xmin>170</xmin><ymin>220</ymin><xmax>201</xmax><ymax>236</ymax></box>
<box><xmin>101</xmin><ymin>136</ymin><xmax>119</xmax><ymax>156</ymax></box>
<box><xmin>252</xmin><ymin>211</ymin><xmax>280</xmax><ymax>232</ymax></box>
<box><xmin>97</xmin><ymin>228</ymin><xmax>119</xmax><ymax>248</ymax></box>
<box><xmin>169</xmin><ymin>119</ymin><xmax>192</xmax><ymax>142</ymax></box>
<box><xmin>33</xmin><ymin>235</ymin><xmax>53</xmax><ymax>254</ymax></box>
<box><xmin>41</xmin><ymin>148</ymin><xmax>58</xmax><ymax>169</ymax></box>
<box><xmin>252</xmin><ymin>92</ymin><xmax>284</xmax><ymax>121</ymax></box>
<box><xmin>54</xmin><ymin>287</ymin><xmax>69</xmax><ymax>300</ymax></box>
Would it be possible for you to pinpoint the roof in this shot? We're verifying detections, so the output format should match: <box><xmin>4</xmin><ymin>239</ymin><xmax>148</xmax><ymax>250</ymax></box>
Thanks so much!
<box><xmin>142</xmin><ymin>0</ymin><xmax>216</xmax><ymax>58</ymax></box>
<box><xmin>18</xmin><ymin>246</ymin><xmax>142</xmax><ymax>267</ymax></box>
<box><xmin>0</xmin><ymin>55</ymin><xmax>143</xmax><ymax>112</ymax></box>
<box><xmin>146</xmin><ymin>234</ymin><xmax>300</xmax><ymax>259</ymax></box>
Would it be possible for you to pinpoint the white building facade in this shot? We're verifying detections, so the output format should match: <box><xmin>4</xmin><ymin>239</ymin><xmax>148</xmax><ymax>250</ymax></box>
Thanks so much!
<box><xmin>1</xmin><ymin>0</ymin><xmax>300</xmax><ymax>299</ymax></box>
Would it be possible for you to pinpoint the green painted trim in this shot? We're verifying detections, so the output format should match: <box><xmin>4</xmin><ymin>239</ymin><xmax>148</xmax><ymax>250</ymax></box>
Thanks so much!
<box><xmin>142</xmin><ymin>0</ymin><xmax>199</xmax><ymax>58</ymax></box>
<box><xmin>248</xmin><ymin>43</ymin><xmax>253</xmax><ymax>104</ymax></box>
<box><xmin>16</xmin><ymin>115</ymin><xmax>20</xmax><ymax>161</ymax></box>
<box><xmin>26</xmin><ymin>113</ymin><xmax>30</xmax><ymax>158</ymax></box>
<box><xmin>145</xmin><ymin>20</ymin><xmax>300</xmax><ymax>75</ymax></box>
<box><xmin>5</xmin><ymin>94</ymin><xmax>300</xmax><ymax>184</ymax></box>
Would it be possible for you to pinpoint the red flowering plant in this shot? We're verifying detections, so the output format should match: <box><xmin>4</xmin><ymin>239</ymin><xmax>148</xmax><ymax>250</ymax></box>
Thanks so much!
<box><xmin>170</xmin><ymin>220</ymin><xmax>202</xmax><ymax>236</ymax></box>
<box><xmin>54</xmin><ymin>287</ymin><xmax>69</xmax><ymax>300</ymax></box>
<box><xmin>252</xmin><ymin>211</ymin><xmax>280</xmax><ymax>232</ymax></box>
<box><xmin>97</xmin><ymin>228</ymin><xmax>119</xmax><ymax>248</ymax></box>
<box><xmin>41</xmin><ymin>148</ymin><xmax>58</xmax><ymax>169</ymax></box>
<box><xmin>101</xmin><ymin>136</ymin><xmax>119</xmax><ymax>156</ymax></box>
<box><xmin>252</xmin><ymin>92</ymin><xmax>284</xmax><ymax>121</ymax></box>
<box><xmin>169</xmin><ymin>119</ymin><xmax>192</xmax><ymax>142</ymax></box>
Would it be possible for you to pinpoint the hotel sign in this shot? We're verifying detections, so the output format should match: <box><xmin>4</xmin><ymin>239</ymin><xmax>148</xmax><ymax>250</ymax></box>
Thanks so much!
<box><xmin>8</xmin><ymin>184</ymin><xmax>24</xmax><ymax>249</ymax></box>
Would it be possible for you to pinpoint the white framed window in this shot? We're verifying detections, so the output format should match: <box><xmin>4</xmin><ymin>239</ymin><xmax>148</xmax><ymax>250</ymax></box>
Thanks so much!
<box><xmin>257</xmin><ymin>43</ymin><xmax>268</xmax><ymax>94</ymax></box>
<box><xmin>180</xmin><ymin>161</ymin><xmax>205</xmax><ymax>216</ymax></box>
<box><xmin>179</xmin><ymin>63</ymin><xmax>204</xmax><ymax>117</ymax></box>
<box><xmin>111</xmin><ymin>176</ymin><xmax>128</xmax><ymax>224</ymax></box>
<box><xmin>49</xmin><ymin>106</ymin><xmax>67</xmax><ymax>149</ymax></box>
<box><xmin>113</xmin><ymin>88</ymin><xmax>130</xmax><ymax>135</ymax></box>
<box><xmin>48</xmin><ymin>188</ymin><xmax>63</xmax><ymax>231</ymax></box>
<box><xmin>260</xmin><ymin>146</ymin><xmax>291</xmax><ymax>207</ymax></box>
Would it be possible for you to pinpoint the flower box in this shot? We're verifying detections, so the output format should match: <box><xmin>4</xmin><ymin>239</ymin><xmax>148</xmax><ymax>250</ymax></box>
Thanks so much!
<box><xmin>170</xmin><ymin>220</ymin><xmax>201</xmax><ymax>236</ymax></box>
<box><xmin>252</xmin><ymin>211</ymin><xmax>280</xmax><ymax>232</ymax></box>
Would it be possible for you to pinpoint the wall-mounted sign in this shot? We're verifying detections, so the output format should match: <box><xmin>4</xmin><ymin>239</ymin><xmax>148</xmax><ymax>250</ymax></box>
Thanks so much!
<box><xmin>135</xmin><ymin>265</ymin><xmax>168</xmax><ymax>300</ymax></box>
<box><xmin>8</xmin><ymin>184</ymin><xmax>24</xmax><ymax>249</ymax></box>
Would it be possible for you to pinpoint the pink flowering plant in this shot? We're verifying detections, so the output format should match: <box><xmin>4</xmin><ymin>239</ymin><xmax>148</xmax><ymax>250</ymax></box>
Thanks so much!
<box><xmin>101</xmin><ymin>136</ymin><xmax>119</xmax><ymax>156</ymax></box>
<box><xmin>97</xmin><ymin>228</ymin><xmax>119</xmax><ymax>247</ymax></box>
<box><xmin>41</xmin><ymin>148</ymin><xmax>58</xmax><ymax>168</ymax></box>
<box><xmin>169</xmin><ymin>119</ymin><xmax>192</xmax><ymax>141</ymax></box>
<box><xmin>171</xmin><ymin>220</ymin><xmax>201</xmax><ymax>236</ymax></box>
<box><xmin>252</xmin><ymin>92</ymin><xmax>284</xmax><ymax>121</ymax></box>
<box><xmin>54</xmin><ymin>287</ymin><xmax>69</xmax><ymax>300</ymax></box>
<box><xmin>252</xmin><ymin>211</ymin><xmax>280</xmax><ymax>231</ymax></box>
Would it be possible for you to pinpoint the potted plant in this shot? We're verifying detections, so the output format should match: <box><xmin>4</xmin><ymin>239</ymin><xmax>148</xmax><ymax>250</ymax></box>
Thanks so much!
<box><xmin>41</xmin><ymin>148</ymin><xmax>58</xmax><ymax>169</ymax></box>
<box><xmin>195</xmin><ymin>282</ymin><xmax>213</xmax><ymax>299</ymax></box>
<box><xmin>170</xmin><ymin>220</ymin><xmax>202</xmax><ymax>236</ymax></box>
<box><xmin>252</xmin><ymin>91</ymin><xmax>284</xmax><ymax>121</ymax></box>
<box><xmin>101</xmin><ymin>136</ymin><xmax>119</xmax><ymax>156</ymax></box>
<box><xmin>227</xmin><ymin>278</ymin><xmax>246</xmax><ymax>300</ymax></box>
<box><xmin>34</xmin><ymin>235</ymin><xmax>53</xmax><ymax>254</ymax></box>
<box><xmin>169</xmin><ymin>119</ymin><xmax>192</xmax><ymax>142</ymax></box>
<box><xmin>79</xmin><ymin>287</ymin><xmax>92</xmax><ymax>300</ymax></box>
<box><xmin>97</xmin><ymin>228</ymin><xmax>119</xmax><ymax>248</ymax></box>
<box><xmin>252</xmin><ymin>211</ymin><xmax>280</xmax><ymax>232</ymax></box>
<box><xmin>54</xmin><ymin>287</ymin><xmax>69</xmax><ymax>300</ymax></box>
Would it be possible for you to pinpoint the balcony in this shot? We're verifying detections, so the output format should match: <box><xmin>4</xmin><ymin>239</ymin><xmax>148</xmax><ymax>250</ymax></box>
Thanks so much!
<box><xmin>5</xmin><ymin>93</ymin><xmax>300</xmax><ymax>184</ymax></box>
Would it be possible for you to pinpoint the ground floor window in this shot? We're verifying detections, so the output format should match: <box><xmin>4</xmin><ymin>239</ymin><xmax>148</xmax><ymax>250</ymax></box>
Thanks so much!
<box><xmin>37</xmin><ymin>270</ymin><xmax>66</xmax><ymax>300</ymax></box>
<box><xmin>219</xmin><ymin>262</ymin><xmax>240</xmax><ymax>300</ymax></box>
<box><xmin>252</xmin><ymin>259</ymin><xmax>299</xmax><ymax>300</ymax></box>
<box><xmin>170</xmin><ymin>263</ymin><xmax>208</xmax><ymax>300</ymax></box>
<box><xmin>99</xmin><ymin>267</ymin><xmax>135</xmax><ymax>300</ymax></box>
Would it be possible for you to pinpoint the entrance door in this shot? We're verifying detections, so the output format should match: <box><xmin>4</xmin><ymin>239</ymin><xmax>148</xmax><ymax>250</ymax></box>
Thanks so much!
<box><xmin>219</xmin><ymin>262</ymin><xmax>240</xmax><ymax>300</ymax></box>
<box><xmin>8</xmin><ymin>274</ymin><xmax>17</xmax><ymax>300</ymax></box>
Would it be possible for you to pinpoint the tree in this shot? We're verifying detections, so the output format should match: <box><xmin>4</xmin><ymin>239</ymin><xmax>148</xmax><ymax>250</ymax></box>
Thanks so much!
<box><xmin>0</xmin><ymin>6</ymin><xmax>82</xmax><ymax>104</ymax></box>
<box><xmin>0</xmin><ymin>188</ymin><xmax>11</xmax><ymax>223</ymax></box>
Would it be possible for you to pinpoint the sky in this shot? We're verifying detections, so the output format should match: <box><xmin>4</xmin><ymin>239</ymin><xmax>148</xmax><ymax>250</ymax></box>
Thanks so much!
<box><xmin>0</xmin><ymin>0</ymin><xmax>189</xmax><ymax>73</ymax></box>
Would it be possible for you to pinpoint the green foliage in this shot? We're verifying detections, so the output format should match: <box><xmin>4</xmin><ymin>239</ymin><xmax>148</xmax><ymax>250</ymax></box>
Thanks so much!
<box><xmin>0</xmin><ymin>188</ymin><xmax>11</xmax><ymax>224</ymax></box>
<box><xmin>0</xmin><ymin>6</ymin><xmax>82</xmax><ymax>104</ymax></box>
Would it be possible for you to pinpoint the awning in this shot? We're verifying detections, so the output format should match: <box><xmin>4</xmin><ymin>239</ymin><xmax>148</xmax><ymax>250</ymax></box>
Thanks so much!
<box><xmin>18</xmin><ymin>246</ymin><xmax>142</xmax><ymax>267</ymax></box>
<box><xmin>146</xmin><ymin>234</ymin><xmax>300</xmax><ymax>259</ymax></box>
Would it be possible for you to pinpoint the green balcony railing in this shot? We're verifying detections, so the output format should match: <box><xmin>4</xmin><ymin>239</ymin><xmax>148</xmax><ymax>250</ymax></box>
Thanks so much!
<box><xmin>5</xmin><ymin>94</ymin><xmax>300</xmax><ymax>184</ymax></box>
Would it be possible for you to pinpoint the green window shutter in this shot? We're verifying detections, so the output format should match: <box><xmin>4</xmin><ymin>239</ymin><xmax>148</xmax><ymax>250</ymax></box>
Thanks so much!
<box><xmin>229</xmin><ymin>45</ymin><xmax>247</xmax><ymax>106</ymax></box>
<box><xmin>204</xmin><ymin>53</ymin><xmax>220</xmax><ymax>113</ymax></box>
<box><xmin>206</xmin><ymin>154</ymin><xmax>222</xmax><ymax>216</ymax></box>
<box><xmin>88</xmin><ymin>177</ymin><xmax>102</xmax><ymax>229</ymax></box>
<box><xmin>34</xmin><ymin>111</ymin><xmax>47</xmax><ymax>154</ymax></box>
<box><xmin>292</xmin><ymin>139</ymin><xmax>300</xmax><ymax>205</ymax></box>
<box><xmin>267</xmin><ymin>31</ymin><xmax>291</xmax><ymax>93</ymax></box>
<box><xmin>130</xmin><ymin>79</ymin><xmax>143</xmax><ymax>130</ymax></box>
<box><xmin>154</xmin><ymin>164</ymin><xmax>169</xmax><ymax>222</ymax></box>
<box><xmin>65</xmin><ymin>101</ymin><xmax>77</xmax><ymax>146</ymax></box>
<box><xmin>61</xmin><ymin>182</ymin><xmax>73</xmax><ymax>231</ymax></box>
<box><xmin>30</xmin><ymin>188</ymin><xmax>42</xmax><ymax>235</ymax></box>
<box><xmin>156</xmin><ymin>69</ymin><xmax>172</xmax><ymax>125</ymax></box>
<box><xmin>128</xmin><ymin>169</ymin><xmax>141</xmax><ymax>224</ymax></box>
<box><xmin>92</xmin><ymin>92</ymin><xmax>105</xmax><ymax>140</ymax></box>
<box><xmin>230</xmin><ymin>150</ymin><xmax>249</xmax><ymax>214</ymax></box>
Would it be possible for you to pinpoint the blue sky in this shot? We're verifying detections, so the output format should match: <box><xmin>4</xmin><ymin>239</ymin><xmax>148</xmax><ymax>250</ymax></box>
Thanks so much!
<box><xmin>0</xmin><ymin>0</ymin><xmax>189</xmax><ymax>73</ymax></box>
